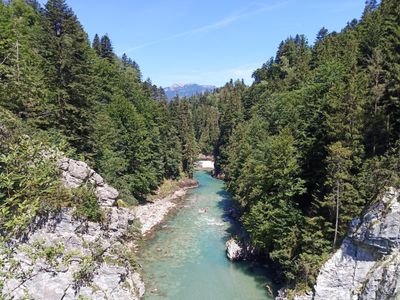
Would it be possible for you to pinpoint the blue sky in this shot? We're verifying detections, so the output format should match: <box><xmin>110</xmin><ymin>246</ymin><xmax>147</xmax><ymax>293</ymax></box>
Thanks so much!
<box><xmin>40</xmin><ymin>0</ymin><xmax>366</xmax><ymax>87</ymax></box>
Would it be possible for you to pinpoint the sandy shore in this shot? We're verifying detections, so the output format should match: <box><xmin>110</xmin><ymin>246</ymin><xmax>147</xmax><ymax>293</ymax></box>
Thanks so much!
<box><xmin>134</xmin><ymin>179</ymin><xmax>198</xmax><ymax>236</ymax></box>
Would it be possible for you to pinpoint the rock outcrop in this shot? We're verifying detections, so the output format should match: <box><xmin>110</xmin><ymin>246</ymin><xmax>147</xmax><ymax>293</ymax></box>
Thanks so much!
<box><xmin>196</xmin><ymin>160</ymin><xmax>215</xmax><ymax>170</ymax></box>
<box><xmin>226</xmin><ymin>238</ymin><xmax>244</xmax><ymax>260</ymax></box>
<box><xmin>59</xmin><ymin>157</ymin><xmax>119</xmax><ymax>207</ymax></box>
<box><xmin>290</xmin><ymin>188</ymin><xmax>400</xmax><ymax>300</ymax></box>
<box><xmin>225</xmin><ymin>237</ymin><xmax>255</xmax><ymax>261</ymax></box>
<box><xmin>0</xmin><ymin>158</ymin><xmax>145</xmax><ymax>300</ymax></box>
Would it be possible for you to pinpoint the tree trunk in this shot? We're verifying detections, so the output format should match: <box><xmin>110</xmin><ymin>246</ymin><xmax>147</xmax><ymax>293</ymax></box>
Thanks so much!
<box><xmin>333</xmin><ymin>179</ymin><xmax>340</xmax><ymax>248</ymax></box>
<box><xmin>16</xmin><ymin>40</ymin><xmax>20</xmax><ymax>82</ymax></box>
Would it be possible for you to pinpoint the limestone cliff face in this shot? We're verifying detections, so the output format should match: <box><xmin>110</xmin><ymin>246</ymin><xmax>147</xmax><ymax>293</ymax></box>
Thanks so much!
<box><xmin>291</xmin><ymin>188</ymin><xmax>400</xmax><ymax>300</ymax></box>
<box><xmin>0</xmin><ymin>158</ymin><xmax>145</xmax><ymax>300</ymax></box>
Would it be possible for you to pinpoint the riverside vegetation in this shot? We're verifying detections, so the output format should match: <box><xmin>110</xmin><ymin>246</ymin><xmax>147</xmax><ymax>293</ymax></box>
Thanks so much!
<box><xmin>0</xmin><ymin>0</ymin><xmax>197</xmax><ymax>297</ymax></box>
<box><xmin>185</xmin><ymin>0</ymin><xmax>400</xmax><ymax>295</ymax></box>
<box><xmin>0</xmin><ymin>0</ymin><xmax>399</xmax><ymax>298</ymax></box>
<box><xmin>0</xmin><ymin>0</ymin><xmax>198</xmax><ymax>235</ymax></box>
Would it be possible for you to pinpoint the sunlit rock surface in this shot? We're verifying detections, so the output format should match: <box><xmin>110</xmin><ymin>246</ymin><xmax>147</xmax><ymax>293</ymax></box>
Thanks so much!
<box><xmin>286</xmin><ymin>188</ymin><xmax>400</xmax><ymax>300</ymax></box>
<box><xmin>0</xmin><ymin>158</ymin><xmax>144</xmax><ymax>300</ymax></box>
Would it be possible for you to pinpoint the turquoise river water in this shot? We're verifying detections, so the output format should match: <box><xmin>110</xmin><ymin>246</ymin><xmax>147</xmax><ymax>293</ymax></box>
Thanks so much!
<box><xmin>139</xmin><ymin>171</ymin><xmax>274</xmax><ymax>300</ymax></box>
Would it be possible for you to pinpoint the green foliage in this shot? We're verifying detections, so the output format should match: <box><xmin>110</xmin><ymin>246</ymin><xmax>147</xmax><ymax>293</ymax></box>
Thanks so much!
<box><xmin>147</xmin><ymin>179</ymin><xmax>180</xmax><ymax>202</ymax></box>
<box><xmin>0</xmin><ymin>0</ymin><xmax>49</xmax><ymax>124</ymax></box>
<box><xmin>122</xmin><ymin>220</ymin><xmax>141</xmax><ymax>241</ymax></box>
<box><xmin>321</xmin><ymin>142</ymin><xmax>363</xmax><ymax>247</ymax></box>
<box><xmin>0</xmin><ymin>0</ymin><xmax>192</xmax><ymax>211</ymax></box>
<box><xmin>0</xmin><ymin>0</ymin><xmax>399</xmax><ymax>293</ymax></box>
<box><xmin>0</xmin><ymin>136</ymin><xmax>71</xmax><ymax>238</ymax></box>
<box><xmin>109</xmin><ymin>243</ymin><xmax>138</xmax><ymax>270</ymax></box>
<box><xmin>230</xmin><ymin>128</ymin><xmax>305</xmax><ymax>280</ymax></box>
<box><xmin>92</xmin><ymin>33</ymin><xmax>101</xmax><ymax>55</ymax></box>
<box><xmin>21</xmin><ymin>239</ymin><xmax>65</xmax><ymax>267</ymax></box>
<box><xmin>99</xmin><ymin>34</ymin><xmax>114</xmax><ymax>62</ymax></box>
<box><xmin>72</xmin><ymin>185</ymin><xmax>104</xmax><ymax>222</ymax></box>
<box><xmin>185</xmin><ymin>0</ymin><xmax>400</xmax><ymax>291</ymax></box>
<box><xmin>191</xmin><ymin>94</ymin><xmax>220</xmax><ymax>154</ymax></box>
<box><xmin>40</xmin><ymin>0</ymin><xmax>94</xmax><ymax>153</ymax></box>
<box><xmin>73</xmin><ymin>255</ymin><xmax>96</xmax><ymax>288</ymax></box>
<box><xmin>169</xmin><ymin>98</ymin><xmax>198</xmax><ymax>178</ymax></box>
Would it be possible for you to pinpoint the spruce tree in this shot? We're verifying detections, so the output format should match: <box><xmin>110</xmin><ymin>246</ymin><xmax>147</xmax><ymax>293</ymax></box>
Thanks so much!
<box><xmin>41</xmin><ymin>0</ymin><xmax>94</xmax><ymax>153</ymax></box>
<box><xmin>0</xmin><ymin>0</ymin><xmax>49</xmax><ymax>124</ymax></box>
<box><xmin>379</xmin><ymin>0</ymin><xmax>400</xmax><ymax>147</ymax></box>
<box><xmin>100</xmin><ymin>34</ymin><xmax>113</xmax><ymax>62</ymax></box>
<box><xmin>322</xmin><ymin>142</ymin><xmax>362</xmax><ymax>247</ymax></box>
<box><xmin>316</xmin><ymin>27</ymin><xmax>328</xmax><ymax>43</ymax></box>
<box><xmin>92</xmin><ymin>33</ymin><xmax>101</xmax><ymax>55</ymax></box>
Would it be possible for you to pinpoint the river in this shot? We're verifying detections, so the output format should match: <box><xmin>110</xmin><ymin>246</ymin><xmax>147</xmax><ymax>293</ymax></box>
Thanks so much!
<box><xmin>139</xmin><ymin>171</ymin><xmax>274</xmax><ymax>300</ymax></box>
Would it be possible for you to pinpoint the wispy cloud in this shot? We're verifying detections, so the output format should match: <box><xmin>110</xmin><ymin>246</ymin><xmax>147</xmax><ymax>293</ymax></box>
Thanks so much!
<box><xmin>124</xmin><ymin>1</ymin><xmax>288</xmax><ymax>53</ymax></box>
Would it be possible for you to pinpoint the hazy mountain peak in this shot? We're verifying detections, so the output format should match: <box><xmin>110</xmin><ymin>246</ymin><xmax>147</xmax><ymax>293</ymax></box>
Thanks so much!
<box><xmin>164</xmin><ymin>83</ymin><xmax>216</xmax><ymax>100</ymax></box>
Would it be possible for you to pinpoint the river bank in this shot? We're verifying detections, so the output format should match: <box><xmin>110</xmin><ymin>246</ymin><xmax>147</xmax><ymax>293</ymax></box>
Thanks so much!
<box><xmin>134</xmin><ymin>158</ymin><xmax>216</xmax><ymax>237</ymax></box>
<box><xmin>135</xmin><ymin>178</ymin><xmax>198</xmax><ymax>236</ymax></box>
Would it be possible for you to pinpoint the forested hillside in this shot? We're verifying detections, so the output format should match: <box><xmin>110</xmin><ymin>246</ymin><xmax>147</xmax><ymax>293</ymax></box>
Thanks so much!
<box><xmin>1</xmin><ymin>0</ymin><xmax>400</xmax><ymax>296</ymax></box>
<box><xmin>186</xmin><ymin>0</ymin><xmax>400</xmax><ymax>292</ymax></box>
<box><xmin>0</xmin><ymin>0</ymin><xmax>199</xmax><ymax>242</ymax></box>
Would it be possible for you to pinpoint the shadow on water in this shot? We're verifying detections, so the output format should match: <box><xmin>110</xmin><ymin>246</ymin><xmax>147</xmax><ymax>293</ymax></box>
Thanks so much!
<box><xmin>214</xmin><ymin>180</ymin><xmax>279</xmax><ymax>295</ymax></box>
<box><xmin>231</xmin><ymin>260</ymin><xmax>276</xmax><ymax>298</ymax></box>
<box><xmin>215</xmin><ymin>188</ymin><xmax>246</xmax><ymax>239</ymax></box>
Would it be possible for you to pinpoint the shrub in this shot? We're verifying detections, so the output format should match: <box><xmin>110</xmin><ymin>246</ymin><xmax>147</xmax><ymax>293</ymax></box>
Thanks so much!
<box><xmin>72</xmin><ymin>185</ymin><xmax>105</xmax><ymax>223</ymax></box>
<box><xmin>0</xmin><ymin>136</ymin><xmax>71</xmax><ymax>239</ymax></box>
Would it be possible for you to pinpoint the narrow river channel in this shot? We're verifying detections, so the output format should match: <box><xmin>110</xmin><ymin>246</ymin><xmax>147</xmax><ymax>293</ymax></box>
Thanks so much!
<box><xmin>139</xmin><ymin>171</ymin><xmax>274</xmax><ymax>300</ymax></box>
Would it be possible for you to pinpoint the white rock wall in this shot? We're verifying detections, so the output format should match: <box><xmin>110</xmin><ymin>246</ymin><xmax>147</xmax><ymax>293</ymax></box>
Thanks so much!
<box><xmin>0</xmin><ymin>158</ymin><xmax>145</xmax><ymax>300</ymax></box>
<box><xmin>305</xmin><ymin>188</ymin><xmax>400</xmax><ymax>300</ymax></box>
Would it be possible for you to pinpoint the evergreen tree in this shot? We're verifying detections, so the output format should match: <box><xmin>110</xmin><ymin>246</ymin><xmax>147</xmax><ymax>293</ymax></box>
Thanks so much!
<box><xmin>362</xmin><ymin>0</ymin><xmax>378</xmax><ymax>18</ymax></box>
<box><xmin>169</xmin><ymin>99</ymin><xmax>197</xmax><ymax>178</ymax></box>
<box><xmin>322</xmin><ymin>142</ymin><xmax>362</xmax><ymax>247</ymax></box>
<box><xmin>0</xmin><ymin>0</ymin><xmax>48</xmax><ymax>122</ymax></box>
<box><xmin>214</xmin><ymin>80</ymin><xmax>245</xmax><ymax>175</ymax></box>
<box><xmin>121</xmin><ymin>52</ymin><xmax>142</xmax><ymax>80</ymax></box>
<box><xmin>158</xmin><ymin>98</ymin><xmax>182</xmax><ymax>178</ymax></box>
<box><xmin>41</xmin><ymin>0</ymin><xmax>94</xmax><ymax>153</ymax></box>
<box><xmin>100</xmin><ymin>34</ymin><xmax>113</xmax><ymax>62</ymax></box>
<box><xmin>92</xmin><ymin>33</ymin><xmax>101</xmax><ymax>55</ymax></box>
<box><xmin>316</xmin><ymin>27</ymin><xmax>328</xmax><ymax>43</ymax></box>
<box><xmin>364</xmin><ymin>48</ymin><xmax>387</xmax><ymax>155</ymax></box>
<box><xmin>379</xmin><ymin>0</ymin><xmax>400</xmax><ymax>147</ymax></box>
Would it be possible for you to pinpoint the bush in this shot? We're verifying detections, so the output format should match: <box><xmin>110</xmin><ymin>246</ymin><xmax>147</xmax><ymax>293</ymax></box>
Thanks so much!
<box><xmin>0</xmin><ymin>136</ymin><xmax>71</xmax><ymax>239</ymax></box>
<box><xmin>72</xmin><ymin>185</ymin><xmax>104</xmax><ymax>223</ymax></box>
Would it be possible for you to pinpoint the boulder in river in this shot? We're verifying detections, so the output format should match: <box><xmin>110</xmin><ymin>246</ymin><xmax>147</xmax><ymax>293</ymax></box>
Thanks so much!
<box><xmin>226</xmin><ymin>238</ymin><xmax>244</xmax><ymax>261</ymax></box>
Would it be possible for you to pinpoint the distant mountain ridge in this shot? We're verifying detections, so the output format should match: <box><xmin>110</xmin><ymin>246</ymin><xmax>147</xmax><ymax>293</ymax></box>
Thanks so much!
<box><xmin>164</xmin><ymin>83</ymin><xmax>216</xmax><ymax>100</ymax></box>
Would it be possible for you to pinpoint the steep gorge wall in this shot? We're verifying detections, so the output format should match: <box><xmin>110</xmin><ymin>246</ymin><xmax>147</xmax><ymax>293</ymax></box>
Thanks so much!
<box><xmin>0</xmin><ymin>158</ymin><xmax>145</xmax><ymax>300</ymax></box>
<box><xmin>284</xmin><ymin>188</ymin><xmax>400</xmax><ymax>300</ymax></box>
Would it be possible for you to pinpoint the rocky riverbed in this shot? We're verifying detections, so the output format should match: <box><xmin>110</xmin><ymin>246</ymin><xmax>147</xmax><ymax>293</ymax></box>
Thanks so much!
<box><xmin>134</xmin><ymin>179</ymin><xmax>198</xmax><ymax>236</ymax></box>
